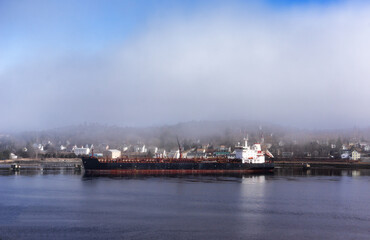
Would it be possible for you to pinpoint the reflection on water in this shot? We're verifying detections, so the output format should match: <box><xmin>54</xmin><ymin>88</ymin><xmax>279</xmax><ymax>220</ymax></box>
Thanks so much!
<box><xmin>0</xmin><ymin>168</ymin><xmax>82</xmax><ymax>176</ymax></box>
<box><xmin>0</xmin><ymin>167</ymin><xmax>369</xmax><ymax>240</ymax></box>
<box><xmin>239</xmin><ymin>175</ymin><xmax>268</xmax><ymax>237</ymax></box>
<box><xmin>274</xmin><ymin>168</ymin><xmax>370</xmax><ymax>177</ymax></box>
<box><xmin>81</xmin><ymin>171</ymin><xmax>273</xmax><ymax>181</ymax></box>
<box><xmin>1</xmin><ymin>167</ymin><xmax>369</xmax><ymax>178</ymax></box>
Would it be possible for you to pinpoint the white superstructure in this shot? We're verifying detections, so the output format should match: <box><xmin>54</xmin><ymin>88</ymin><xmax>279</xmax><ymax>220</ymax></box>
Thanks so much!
<box><xmin>235</xmin><ymin>138</ymin><xmax>265</xmax><ymax>164</ymax></box>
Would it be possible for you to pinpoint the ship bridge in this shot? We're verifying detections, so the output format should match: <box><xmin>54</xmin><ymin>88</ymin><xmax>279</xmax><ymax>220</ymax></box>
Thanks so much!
<box><xmin>235</xmin><ymin>138</ymin><xmax>265</xmax><ymax>164</ymax></box>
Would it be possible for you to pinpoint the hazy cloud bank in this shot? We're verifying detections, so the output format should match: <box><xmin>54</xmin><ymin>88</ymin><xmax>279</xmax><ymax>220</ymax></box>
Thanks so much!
<box><xmin>1</xmin><ymin>1</ymin><xmax>370</xmax><ymax>131</ymax></box>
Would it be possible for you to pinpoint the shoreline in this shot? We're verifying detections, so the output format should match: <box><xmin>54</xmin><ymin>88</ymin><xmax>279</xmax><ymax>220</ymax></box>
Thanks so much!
<box><xmin>0</xmin><ymin>158</ymin><xmax>82</xmax><ymax>170</ymax></box>
<box><xmin>274</xmin><ymin>161</ymin><xmax>370</xmax><ymax>169</ymax></box>
<box><xmin>1</xmin><ymin>158</ymin><xmax>370</xmax><ymax>169</ymax></box>
<box><xmin>0</xmin><ymin>158</ymin><xmax>82</xmax><ymax>164</ymax></box>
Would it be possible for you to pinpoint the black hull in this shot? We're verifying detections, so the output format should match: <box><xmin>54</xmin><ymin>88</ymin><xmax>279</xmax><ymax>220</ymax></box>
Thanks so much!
<box><xmin>81</xmin><ymin>157</ymin><xmax>274</xmax><ymax>174</ymax></box>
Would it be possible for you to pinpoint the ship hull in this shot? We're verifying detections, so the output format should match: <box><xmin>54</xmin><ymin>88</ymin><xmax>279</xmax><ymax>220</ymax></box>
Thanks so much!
<box><xmin>81</xmin><ymin>157</ymin><xmax>274</xmax><ymax>174</ymax></box>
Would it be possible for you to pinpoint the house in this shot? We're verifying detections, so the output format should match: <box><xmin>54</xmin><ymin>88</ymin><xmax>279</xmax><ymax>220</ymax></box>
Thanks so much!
<box><xmin>218</xmin><ymin>145</ymin><xmax>228</xmax><ymax>151</ymax></box>
<box><xmin>141</xmin><ymin>145</ymin><xmax>147</xmax><ymax>153</ymax></box>
<box><xmin>73</xmin><ymin>146</ymin><xmax>91</xmax><ymax>156</ymax></box>
<box><xmin>213</xmin><ymin>151</ymin><xmax>231</xmax><ymax>158</ymax></box>
<box><xmin>217</xmin><ymin>145</ymin><xmax>231</xmax><ymax>152</ymax></box>
<box><xmin>351</xmin><ymin>150</ymin><xmax>361</xmax><ymax>160</ymax></box>
<box><xmin>133</xmin><ymin>145</ymin><xmax>147</xmax><ymax>153</ymax></box>
<box><xmin>33</xmin><ymin>143</ymin><xmax>44</xmax><ymax>151</ymax></box>
<box><xmin>196</xmin><ymin>148</ymin><xmax>206</xmax><ymax>154</ymax></box>
<box><xmin>186</xmin><ymin>151</ymin><xmax>207</xmax><ymax>159</ymax></box>
<box><xmin>167</xmin><ymin>150</ymin><xmax>181</xmax><ymax>159</ymax></box>
<box><xmin>341</xmin><ymin>151</ymin><xmax>350</xmax><ymax>159</ymax></box>
<box><xmin>103</xmin><ymin>149</ymin><xmax>121</xmax><ymax>159</ymax></box>
<box><xmin>363</xmin><ymin>145</ymin><xmax>370</xmax><ymax>152</ymax></box>
<box><xmin>154</xmin><ymin>149</ymin><xmax>166</xmax><ymax>158</ymax></box>
<box><xmin>10</xmin><ymin>153</ymin><xmax>17</xmax><ymax>160</ymax></box>
<box><xmin>122</xmin><ymin>145</ymin><xmax>130</xmax><ymax>152</ymax></box>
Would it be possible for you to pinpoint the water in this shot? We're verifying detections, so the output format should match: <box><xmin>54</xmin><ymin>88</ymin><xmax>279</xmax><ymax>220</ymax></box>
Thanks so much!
<box><xmin>0</xmin><ymin>169</ymin><xmax>369</xmax><ymax>240</ymax></box>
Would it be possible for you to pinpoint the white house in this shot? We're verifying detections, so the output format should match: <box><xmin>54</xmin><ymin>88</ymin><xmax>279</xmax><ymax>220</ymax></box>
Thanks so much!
<box><xmin>73</xmin><ymin>146</ymin><xmax>91</xmax><ymax>156</ymax></box>
<box><xmin>167</xmin><ymin>150</ymin><xmax>181</xmax><ymax>159</ymax></box>
<box><xmin>103</xmin><ymin>149</ymin><xmax>121</xmax><ymax>159</ymax></box>
<box><xmin>351</xmin><ymin>150</ymin><xmax>361</xmax><ymax>160</ymax></box>
<box><xmin>154</xmin><ymin>149</ymin><xmax>166</xmax><ymax>158</ymax></box>
<box><xmin>33</xmin><ymin>143</ymin><xmax>44</xmax><ymax>151</ymax></box>
<box><xmin>10</xmin><ymin>153</ymin><xmax>18</xmax><ymax>160</ymax></box>
<box><xmin>141</xmin><ymin>145</ymin><xmax>147</xmax><ymax>153</ymax></box>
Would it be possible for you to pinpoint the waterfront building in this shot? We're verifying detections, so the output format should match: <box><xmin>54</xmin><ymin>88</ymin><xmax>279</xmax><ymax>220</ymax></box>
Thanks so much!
<box><xmin>73</xmin><ymin>146</ymin><xmax>91</xmax><ymax>156</ymax></box>
<box><xmin>213</xmin><ymin>151</ymin><xmax>232</xmax><ymax>158</ymax></box>
<box><xmin>364</xmin><ymin>145</ymin><xmax>370</xmax><ymax>152</ymax></box>
<box><xmin>186</xmin><ymin>151</ymin><xmax>207</xmax><ymax>159</ymax></box>
<box><xmin>133</xmin><ymin>145</ymin><xmax>147</xmax><ymax>153</ymax></box>
<box><xmin>167</xmin><ymin>150</ymin><xmax>181</xmax><ymax>159</ymax></box>
<box><xmin>103</xmin><ymin>149</ymin><xmax>121</xmax><ymax>159</ymax></box>
<box><xmin>33</xmin><ymin>143</ymin><xmax>44</xmax><ymax>151</ymax></box>
<box><xmin>154</xmin><ymin>149</ymin><xmax>166</xmax><ymax>158</ymax></box>
<box><xmin>351</xmin><ymin>150</ymin><xmax>361</xmax><ymax>160</ymax></box>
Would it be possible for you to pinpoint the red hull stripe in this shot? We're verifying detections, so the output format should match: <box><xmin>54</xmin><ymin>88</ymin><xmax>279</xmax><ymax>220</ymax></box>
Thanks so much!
<box><xmin>85</xmin><ymin>169</ymin><xmax>274</xmax><ymax>175</ymax></box>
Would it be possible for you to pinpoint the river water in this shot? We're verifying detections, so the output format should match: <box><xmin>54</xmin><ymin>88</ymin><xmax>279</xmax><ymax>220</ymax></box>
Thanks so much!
<box><xmin>0</xmin><ymin>168</ymin><xmax>369</xmax><ymax>240</ymax></box>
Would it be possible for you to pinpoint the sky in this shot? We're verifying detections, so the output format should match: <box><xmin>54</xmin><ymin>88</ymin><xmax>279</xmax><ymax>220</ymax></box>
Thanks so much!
<box><xmin>1</xmin><ymin>0</ymin><xmax>369</xmax><ymax>131</ymax></box>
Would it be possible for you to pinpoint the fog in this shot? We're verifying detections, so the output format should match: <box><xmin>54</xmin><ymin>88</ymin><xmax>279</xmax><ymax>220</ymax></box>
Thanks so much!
<box><xmin>1</xmin><ymin>1</ymin><xmax>370</xmax><ymax>131</ymax></box>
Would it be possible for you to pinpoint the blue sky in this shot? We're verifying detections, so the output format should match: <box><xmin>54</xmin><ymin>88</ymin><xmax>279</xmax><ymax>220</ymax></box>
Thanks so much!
<box><xmin>1</xmin><ymin>0</ymin><xmax>369</xmax><ymax>131</ymax></box>
<box><xmin>0</xmin><ymin>0</ymin><xmax>344</xmax><ymax>68</ymax></box>
<box><xmin>266</xmin><ymin>0</ymin><xmax>339</xmax><ymax>6</ymax></box>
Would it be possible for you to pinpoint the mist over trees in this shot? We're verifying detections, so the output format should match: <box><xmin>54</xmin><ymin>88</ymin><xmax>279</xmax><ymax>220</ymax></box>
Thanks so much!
<box><xmin>1</xmin><ymin>120</ymin><xmax>369</xmax><ymax>160</ymax></box>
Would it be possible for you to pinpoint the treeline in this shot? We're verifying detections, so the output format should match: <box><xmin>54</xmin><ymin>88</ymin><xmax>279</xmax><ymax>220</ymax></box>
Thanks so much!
<box><xmin>1</xmin><ymin>121</ymin><xmax>369</xmax><ymax>159</ymax></box>
<box><xmin>269</xmin><ymin>138</ymin><xmax>346</xmax><ymax>159</ymax></box>
<box><xmin>0</xmin><ymin>138</ymin><xmax>78</xmax><ymax>160</ymax></box>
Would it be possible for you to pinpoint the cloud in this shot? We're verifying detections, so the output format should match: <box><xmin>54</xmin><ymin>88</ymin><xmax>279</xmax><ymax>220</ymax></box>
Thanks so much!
<box><xmin>1</xmin><ymin>1</ymin><xmax>370</xmax><ymax>131</ymax></box>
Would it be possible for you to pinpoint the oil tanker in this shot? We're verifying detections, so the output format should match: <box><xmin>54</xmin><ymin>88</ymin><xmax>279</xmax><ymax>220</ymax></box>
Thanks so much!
<box><xmin>81</xmin><ymin>139</ymin><xmax>274</xmax><ymax>174</ymax></box>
